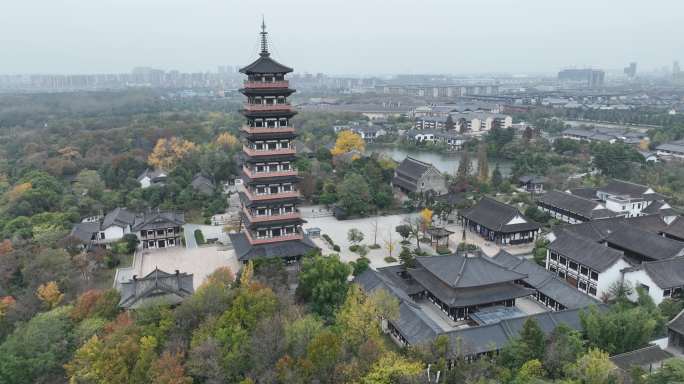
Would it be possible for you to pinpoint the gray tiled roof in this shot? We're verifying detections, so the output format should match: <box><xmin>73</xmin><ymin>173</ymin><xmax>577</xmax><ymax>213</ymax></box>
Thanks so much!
<box><xmin>414</xmin><ymin>253</ymin><xmax>528</xmax><ymax>288</ymax></box>
<box><xmin>555</xmin><ymin>214</ymin><xmax>670</xmax><ymax>242</ymax></box>
<box><xmin>656</xmin><ymin>142</ymin><xmax>684</xmax><ymax>154</ymax></box>
<box><xmin>550</xmin><ymin>232</ymin><xmax>626</xmax><ymax>271</ymax></box>
<box><xmin>229</xmin><ymin>232</ymin><xmax>317</xmax><ymax>261</ymax></box>
<box><xmin>663</xmin><ymin>217</ymin><xmax>684</xmax><ymax>240</ymax></box>
<box><xmin>599</xmin><ymin>179</ymin><xmax>657</xmax><ymax>199</ymax></box>
<box><xmin>568</xmin><ymin>187</ymin><xmax>599</xmax><ymax>200</ymax></box>
<box><xmin>102</xmin><ymin>207</ymin><xmax>136</xmax><ymax>229</ymax></box>
<box><xmin>492</xmin><ymin>251</ymin><xmax>600</xmax><ymax>309</ymax></box>
<box><xmin>605</xmin><ymin>224</ymin><xmax>684</xmax><ymax>261</ymax></box>
<box><xmin>391</xmin><ymin>174</ymin><xmax>418</xmax><ymax>192</ymax></box>
<box><xmin>69</xmin><ymin>222</ymin><xmax>100</xmax><ymax>242</ymax></box>
<box><xmin>443</xmin><ymin>307</ymin><xmax>592</xmax><ymax>356</ymax></box>
<box><xmin>610</xmin><ymin>345</ymin><xmax>673</xmax><ymax>371</ymax></box>
<box><xmin>119</xmin><ymin>268</ymin><xmax>194</xmax><ymax>309</ymax></box>
<box><xmin>624</xmin><ymin>257</ymin><xmax>684</xmax><ymax>289</ymax></box>
<box><xmin>239</xmin><ymin>54</ymin><xmax>293</xmax><ymax>74</ymax></box>
<box><xmin>519</xmin><ymin>175</ymin><xmax>547</xmax><ymax>184</ymax></box>
<box><xmin>536</xmin><ymin>190</ymin><xmax>614</xmax><ymax>220</ymax></box>
<box><xmin>395</xmin><ymin>156</ymin><xmax>432</xmax><ymax>180</ymax></box>
<box><xmin>355</xmin><ymin>269</ymin><xmax>443</xmax><ymax>344</ymax></box>
<box><xmin>408</xmin><ymin>266</ymin><xmax>533</xmax><ymax>307</ymax></box>
<box><xmin>642</xmin><ymin>200</ymin><xmax>676</xmax><ymax>216</ymax></box>
<box><xmin>668</xmin><ymin>308</ymin><xmax>684</xmax><ymax>335</ymax></box>
<box><xmin>131</xmin><ymin>211</ymin><xmax>185</xmax><ymax>232</ymax></box>
<box><xmin>460</xmin><ymin>197</ymin><xmax>540</xmax><ymax>233</ymax></box>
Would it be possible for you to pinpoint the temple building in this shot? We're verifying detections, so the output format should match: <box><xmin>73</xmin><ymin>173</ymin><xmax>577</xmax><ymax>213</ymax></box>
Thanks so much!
<box><xmin>229</xmin><ymin>21</ymin><xmax>316</xmax><ymax>262</ymax></box>
<box><xmin>355</xmin><ymin>248</ymin><xmax>598</xmax><ymax>358</ymax></box>
<box><xmin>459</xmin><ymin>197</ymin><xmax>541</xmax><ymax>245</ymax></box>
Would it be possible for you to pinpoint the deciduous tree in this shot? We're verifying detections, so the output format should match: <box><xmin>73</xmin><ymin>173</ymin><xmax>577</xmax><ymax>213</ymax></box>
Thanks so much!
<box><xmin>296</xmin><ymin>254</ymin><xmax>350</xmax><ymax>318</ymax></box>
<box><xmin>36</xmin><ymin>281</ymin><xmax>64</xmax><ymax>309</ymax></box>
<box><xmin>330</xmin><ymin>131</ymin><xmax>365</xmax><ymax>156</ymax></box>
<box><xmin>148</xmin><ymin>137</ymin><xmax>198</xmax><ymax>170</ymax></box>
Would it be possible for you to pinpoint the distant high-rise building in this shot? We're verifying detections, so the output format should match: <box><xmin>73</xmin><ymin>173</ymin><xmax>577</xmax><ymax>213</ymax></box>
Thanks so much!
<box><xmin>674</xmin><ymin>61</ymin><xmax>683</xmax><ymax>83</ymax></box>
<box><xmin>557</xmin><ymin>68</ymin><xmax>605</xmax><ymax>88</ymax></box>
<box><xmin>623</xmin><ymin>62</ymin><xmax>637</xmax><ymax>78</ymax></box>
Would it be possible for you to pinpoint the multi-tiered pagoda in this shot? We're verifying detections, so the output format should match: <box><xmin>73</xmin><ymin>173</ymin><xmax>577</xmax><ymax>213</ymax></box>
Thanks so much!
<box><xmin>230</xmin><ymin>21</ymin><xmax>316</xmax><ymax>262</ymax></box>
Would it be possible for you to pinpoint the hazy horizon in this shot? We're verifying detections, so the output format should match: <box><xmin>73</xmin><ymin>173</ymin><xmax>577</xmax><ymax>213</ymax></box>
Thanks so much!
<box><xmin>1</xmin><ymin>0</ymin><xmax>682</xmax><ymax>76</ymax></box>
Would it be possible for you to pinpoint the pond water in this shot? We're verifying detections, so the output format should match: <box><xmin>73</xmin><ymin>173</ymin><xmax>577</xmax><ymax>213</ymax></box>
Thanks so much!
<box><xmin>368</xmin><ymin>146</ymin><xmax>513</xmax><ymax>177</ymax></box>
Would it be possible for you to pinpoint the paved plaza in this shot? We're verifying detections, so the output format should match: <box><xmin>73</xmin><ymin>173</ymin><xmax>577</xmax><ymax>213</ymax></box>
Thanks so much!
<box><xmin>137</xmin><ymin>246</ymin><xmax>238</xmax><ymax>289</ymax></box>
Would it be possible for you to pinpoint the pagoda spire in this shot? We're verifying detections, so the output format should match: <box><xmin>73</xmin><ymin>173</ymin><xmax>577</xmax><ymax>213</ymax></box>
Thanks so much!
<box><xmin>260</xmin><ymin>16</ymin><xmax>269</xmax><ymax>57</ymax></box>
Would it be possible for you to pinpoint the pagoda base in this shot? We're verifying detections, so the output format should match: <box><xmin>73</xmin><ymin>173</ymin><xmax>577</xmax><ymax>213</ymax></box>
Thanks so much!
<box><xmin>229</xmin><ymin>232</ymin><xmax>318</xmax><ymax>263</ymax></box>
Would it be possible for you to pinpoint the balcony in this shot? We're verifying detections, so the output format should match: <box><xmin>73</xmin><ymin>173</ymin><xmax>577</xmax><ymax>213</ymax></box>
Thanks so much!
<box><xmin>243</xmin><ymin>189</ymin><xmax>300</xmax><ymax>202</ymax></box>
<box><xmin>240</xmin><ymin>125</ymin><xmax>296</xmax><ymax>135</ymax></box>
<box><xmin>245</xmin><ymin>230</ymin><xmax>304</xmax><ymax>245</ymax></box>
<box><xmin>243</xmin><ymin>80</ymin><xmax>289</xmax><ymax>89</ymax></box>
<box><xmin>243</xmin><ymin>166</ymin><xmax>298</xmax><ymax>179</ymax></box>
<box><xmin>243</xmin><ymin>103</ymin><xmax>292</xmax><ymax>112</ymax></box>
<box><xmin>243</xmin><ymin>146</ymin><xmax>296</xmax><ymax>157</ymax></box>
<box><xmin>243</xmin><ymin>207</ymin><xmax>301</xmax><ymax>223</ymax></box>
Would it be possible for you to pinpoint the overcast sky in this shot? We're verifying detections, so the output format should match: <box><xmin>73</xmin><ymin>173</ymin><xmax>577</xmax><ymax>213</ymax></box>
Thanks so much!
<box><xmin>1</xmin><ymin>0</ymin><xmax>682</xmax><ymax>76</ymax></box>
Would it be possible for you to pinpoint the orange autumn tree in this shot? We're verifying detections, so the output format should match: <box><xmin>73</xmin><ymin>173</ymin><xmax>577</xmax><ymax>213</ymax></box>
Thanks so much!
<box><xmin>0</xmin><ymin>296</ymin><xmax>15</xmax><ymax>319</ymax></box>
<box><xmin>0</xmin><ymin>239</ymin><xmax>13</xmax><ymax>255</ymax></box>
<box><xmin>148</xmin><ymin>137</ymin><xmax>198</xmax><ymax>170</ymax></box>
<box><xmin>330</xmin><ymin>131</ymin><xmax>365</xmax><ymax>156</ymax></box>
<box><xmin>36</xmin><ymin>281</ymin><xmax>64</xmax><ymax>309</ymax></box>
<box><xmin>58</xmin><ymin>146</ymin><xmax>81</xmax><ymax>160</ymax></box>
<box><xmin>6</xmin><ymin>182</ymin><xmax>31</xmax><ymax>202</ymax></box>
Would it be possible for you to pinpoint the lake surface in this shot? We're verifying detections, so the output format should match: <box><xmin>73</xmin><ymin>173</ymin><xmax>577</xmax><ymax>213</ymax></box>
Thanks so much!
<box><xmin>368</xmin><ymin>146</ymin><xmax>513</xmax><ymax>177</ymax></box>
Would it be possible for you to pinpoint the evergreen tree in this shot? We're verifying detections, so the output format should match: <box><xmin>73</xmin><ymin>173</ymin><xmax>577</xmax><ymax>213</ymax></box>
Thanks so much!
<box><xmin>456</xmin><ymin>151</ymin><xmax>472</xmax><ymax>182</ymax></box>
<box><xmin>476</xmin><ymin>143</ymin><xmax>489</xmax><ymax>183</ymax></box>
<box><xmin>491</xmin><ymin>163</ymin><xmax>503</xmax><ymax>188</ymax></box>
<box><xmin>445</xmin><ymin>115</ymin><xmax>455</xmax><ymax>131</ymax></box>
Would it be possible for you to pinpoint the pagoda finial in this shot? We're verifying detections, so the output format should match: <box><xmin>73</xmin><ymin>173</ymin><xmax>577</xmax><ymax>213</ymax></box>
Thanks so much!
<box><xmin>260</xmin><ymin>15</ymin><xmax>269</xmax><ymax>57</ymax></box>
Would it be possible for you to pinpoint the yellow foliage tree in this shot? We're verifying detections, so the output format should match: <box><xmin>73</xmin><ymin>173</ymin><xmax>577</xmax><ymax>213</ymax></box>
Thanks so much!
<box><xmin>331</xmin><ymin>131</ymin><xmax>365</xmax><ymax>156</ymax></box>
<box><xmin>639</xmin><ymin>139</ymin><xmax>650</xmax><ymax>151</ymax></box>
<box><xmin>420</xmin><ymin>208</ymin><xmax>433</xmax><ymax>235</ymax></box>
<box><xmin>215</xmin><ymin>132</ymin><xmax>240</xmax><ymax>149</ymax></box>
<box><xmin>7</xmin><ymin>182</ymin><xmax>32</xmax><ymax>202</ymax></box>
<box><xmin>36</xmin><ymin>281</ymin><xmax>64</xmax><ymax>309</ymax></box>
<box><xmin>335</xmin><ymin>284</ymin><xmax>382</xmax><ymax>349</ymax></box>
<box><xmin>240</xmin><ymin>261</ymin><xmax>254</xmax><ymax>287</ymax></box>
<box><xmin>361</xmin><ymin>352</ymin><xmax>422</xmax><ymax>384</ymax></box>
<box><xmin>148</xmin><ymin>137</ymin><xmax>198</xmax><ymax>170</ymax></box>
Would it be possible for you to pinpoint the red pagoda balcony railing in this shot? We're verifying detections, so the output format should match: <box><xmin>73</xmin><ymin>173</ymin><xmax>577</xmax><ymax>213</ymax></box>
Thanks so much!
<box><xmin>243</xmin><ymin>166</ymin><xmax>298</xmax><ymax>179</ymax></box>
<box><xmin>243</xmin><ymin>146</ymin><xmax>296</xmax><ymax>157</ymax></box>
<box><xmin>245</xmin><ymin>230</ymin><xmax>304</xmax><ymax>245</ymax></box>
<box><xmin>240</xmin><ymin>125</ymin><xmax>295</xmax><ymax>135</ymax></box>
<box><xmin>243</xmin><ymin>103</ymin><xmax>292</xmax><ymax>112</ymax></box>
<box><xmin>243</xmin><ymin>189</ymin><xmax>300</xmax><ymax>202</ymax></box>
<box><xmin>243</xmin><ymin>207</ymin><xmax>302</xmax><ymax>223</ymax></box>
<box><xmin>243</xmin><ymin>80</ymin><xmax>289</xmax><ymax>89</ymax></box>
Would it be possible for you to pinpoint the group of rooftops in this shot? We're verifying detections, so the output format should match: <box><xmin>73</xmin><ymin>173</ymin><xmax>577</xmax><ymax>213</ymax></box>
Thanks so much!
<box><xmin>355</xmin><ymin>248</ymin><xmax>599</xmax><ymax>357</ymax></box>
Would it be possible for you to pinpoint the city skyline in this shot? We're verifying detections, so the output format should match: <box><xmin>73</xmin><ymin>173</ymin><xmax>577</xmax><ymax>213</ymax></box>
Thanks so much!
<box><xmin>1</xmin><ymin>0</ymin><xmax>683</xmax><ymax>76</ymax></box>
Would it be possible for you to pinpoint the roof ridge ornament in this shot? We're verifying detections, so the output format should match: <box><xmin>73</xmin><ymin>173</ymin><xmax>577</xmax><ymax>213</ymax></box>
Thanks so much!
<box><xmin>260</xmin><ymin>16</ymin><xmax>270</xmax><ymax>57</ymax></box>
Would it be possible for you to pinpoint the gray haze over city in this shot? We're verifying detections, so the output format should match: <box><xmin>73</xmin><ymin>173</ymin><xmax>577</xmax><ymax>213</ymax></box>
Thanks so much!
<box><xmin>1</xmin><ymin>0</ymin><xmax>683</xmax><ymax>75</ymax></box>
